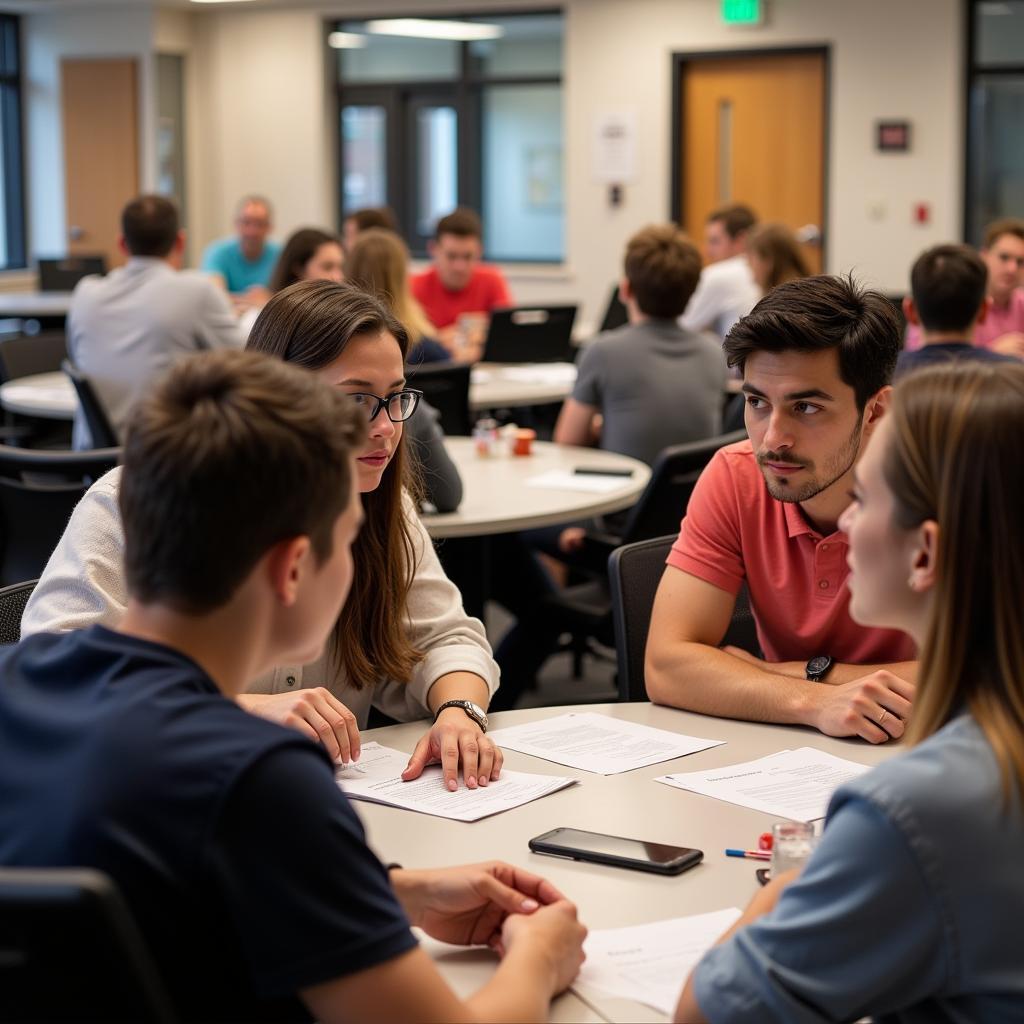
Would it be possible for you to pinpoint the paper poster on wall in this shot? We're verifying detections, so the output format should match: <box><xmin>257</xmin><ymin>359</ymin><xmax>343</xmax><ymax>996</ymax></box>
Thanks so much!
<box><xmin>592</xmin><ymin>109</ymin><xmax>637</xmax><ymax>183</ymax></box>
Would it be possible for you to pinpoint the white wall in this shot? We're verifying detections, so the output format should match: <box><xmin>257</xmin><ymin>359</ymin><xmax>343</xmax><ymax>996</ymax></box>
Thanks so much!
<box><xmin>23</xmin><ymin>3</ymin><xmax>156</xmax><ymax>258</ymax></box>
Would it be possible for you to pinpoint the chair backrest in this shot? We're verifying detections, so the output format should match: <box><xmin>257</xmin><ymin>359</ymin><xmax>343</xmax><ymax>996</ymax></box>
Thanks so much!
<box><xmin>0</xmin><ymin>446</ymin><xmax>121</xmax><ymax>587</ymax></box>
<box><xmin>406</xmin><ymin>360</ymin><xmax>472</xmax><ymax>436</ymax></box>
<box><xmin>0</xmin><ymin>332</ymin><xmax>68</xmax><ymax>383</ymax></box>
<box><xmin>609</xmin><ymin>537</ymin><xmax>762</xmax><ymax>702</ymax></box>
<box><xmin>0</xmin><ymin>867</ymin><xmax>178</xmax><ymax>1023</ymax></box>
<box><xmin>62</xmin><ymin>359</ymin><xmax>119</xmax><ymax>448</ymax></box>
<box><xmin>609</xmin><ymin>535</ymin><xmax>675</xmax><ymax>701</ymax></box>
<box><xmin>599</xmin><ymin>284</ymin><xmax>628</xmax><ymax>333</ymax></box>
<box><xmin>618</xmin><ymin>429</ymin><xmax>747</xmax><ymax>544</ymax></box>
<box><xmin>482</xmin><ymin>305</ymin><xmax>577</xmax><ymax>363</ymax></box>
<box><xmin>0</xmin><ymin>579</ymin><xmax>36</xmax><ymax>645</ymax></box>
<box><xmin>37</xmin><ymin>255</ymin><xmax>106</xmax><ymax>292</ymax></box>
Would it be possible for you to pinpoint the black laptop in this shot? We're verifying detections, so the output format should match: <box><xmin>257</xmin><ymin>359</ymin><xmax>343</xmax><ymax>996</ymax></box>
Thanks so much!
<box><xmin>481</xmin><ymin>305</ymin><xmax>577</xmax><ymax>363</ymax></box>
<box><xmin>37</xmin><ymin>256</ymin><xmax>107</xmax><ymax>292</ymax></box>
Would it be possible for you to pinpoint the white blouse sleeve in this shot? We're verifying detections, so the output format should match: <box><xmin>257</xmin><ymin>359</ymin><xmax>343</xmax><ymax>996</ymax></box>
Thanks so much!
<box><xmin>370</xmin><ymin>497</ymin><xmax>500</xmax><ymax>722</ymax></box>
<box><xmin>20</xmin><ymin>467</ymin><xmax>130</xmax><ymax>636</ymax></box>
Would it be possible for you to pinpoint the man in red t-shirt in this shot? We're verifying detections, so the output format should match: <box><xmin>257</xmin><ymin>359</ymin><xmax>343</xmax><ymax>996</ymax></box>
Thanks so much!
<box><xmin>411</xmin><ymin>208</ymin><xmax>512</xmax><ymax>358</ymax></box>
<box><xmin>646</xmin><ymin>275</ymin><xmax>918</xmax><ymax>744</ymax></box>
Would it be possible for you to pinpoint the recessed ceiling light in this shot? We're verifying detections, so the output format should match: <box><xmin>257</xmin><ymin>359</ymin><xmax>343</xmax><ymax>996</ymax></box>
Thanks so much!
<box><xmin>364</xmin><ymin>18</ymin><xmax>505</xmax><ymax>42</ymax></box>
<box><xmin>328</xmin><ymin>32</ymin><xmax>368</xmax><ymax>49</ymax></box>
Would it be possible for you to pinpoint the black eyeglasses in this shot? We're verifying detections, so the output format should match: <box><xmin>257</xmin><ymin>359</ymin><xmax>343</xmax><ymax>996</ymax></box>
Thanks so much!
<box><xmin>348</xmin><ymin>389</ymin><xmax>423</xmax><ymax>423</ymax></box>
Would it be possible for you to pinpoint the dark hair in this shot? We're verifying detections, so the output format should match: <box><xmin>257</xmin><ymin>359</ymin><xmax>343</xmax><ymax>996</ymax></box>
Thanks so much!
<box><xmin>121</xmin><ymin>195</ymin><xmax>179</xmax><ymax>258</ymax></box>
<box><xmin>885</xmin><ymin>362</ymin><xmax>1024</xmax><ymax>799</ymax></box>
<box><xmin>623</xmin><ymin>224</ymin><xmax>702</xmax><ymax>319</ymax></box>
<box><xmin>346</xmin><ymin>207</ymin><xmax>398</xmax><ymax>234</ymax></box>
<box><xmin>747</xmin><ymin>223</ymin><xmax>811</xmax><ymax>291</ymax></box>
<box><xmin>724</xmin><ymin>274</ymin><xmax>901</xmax><ymax>410</ymax></box>
<box><xmin>435</xmin><ymin>207</ymin><xmax>483</xmax><ymax>241</ymax></box>
<box><xmin>708</xmin><ymin>203</ymin><xmax>757</xmax><ymax>240</ymax></box>
<box><xmin>983</xmin><ymin>217</ymin><xmax>1024</xmax><ymax>250</ymax></box>
<box><xmin>120</xmin><ymin>349</ymin><xmax>364</xmax><ymax>614</ymax></box>
<box><xmin>269</xmin><ymin>227</ymin><xmax>340</xmax><ymax>293</ymax></box>
<box><xmin>247</xmin><ymin>280</ymin><xmax>423</xmax><ymax>689</ymax></box>
<box><xmin>910</xmin><ymin>244</ymin><xmax>987</xmax><ymax>334</ymax></box>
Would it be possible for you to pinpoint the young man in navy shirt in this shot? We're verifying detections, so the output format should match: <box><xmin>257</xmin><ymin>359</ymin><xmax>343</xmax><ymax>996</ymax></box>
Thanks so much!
<box><xmin>0</xmin><ymin>350</ymin><xmax>585</xmax><ymax>1023</ymax></box>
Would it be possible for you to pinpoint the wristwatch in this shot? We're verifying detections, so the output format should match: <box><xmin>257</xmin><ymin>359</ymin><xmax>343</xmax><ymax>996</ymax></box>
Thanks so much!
<box><xmin>805</xmin><ymin>655</ymin><xmax>835</xmax><ymax>682</ymax></box>
<box><xmin>434</xmin><ymin>699</ymin><xmax>489</xmax><ymax>733</ymax></box>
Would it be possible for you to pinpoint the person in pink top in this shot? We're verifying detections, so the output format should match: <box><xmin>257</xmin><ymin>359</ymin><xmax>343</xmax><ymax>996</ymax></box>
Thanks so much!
<box><xmin>905</xmin><ymin>217</ymin><xmax>1024</xmax><ymax>355</ymax></box>
<box><xmin>646</xmin><ymin>275</ymin><xmax>917</xmax><ymax>744</ymax></box>
<box><xmin>411</xmin><ymin>208</ymin><xmax>513</xmax><ymax>359</ymax></box>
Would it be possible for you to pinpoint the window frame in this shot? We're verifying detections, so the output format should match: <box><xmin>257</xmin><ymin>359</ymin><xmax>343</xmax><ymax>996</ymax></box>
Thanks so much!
<box><xmin>963</xmin><ymin>0</ymin><xmax>1024</xmax><ymax>246</ymax></box>
<box><xmin>332</xmin><ymin>9</ymin><xmax>563</xmax><ymax>263</ymax></box>
<box><xmin>0</xmin><ymin>13</ymin><xmax>25</xmax><ymax>271</ymax></box>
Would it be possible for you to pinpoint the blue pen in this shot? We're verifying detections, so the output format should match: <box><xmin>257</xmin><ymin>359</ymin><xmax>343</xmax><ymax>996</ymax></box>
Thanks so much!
<box><xmin>725</xmin><ymin>848</ymin><xmax>771</xmax><ymax>861</ymax></box>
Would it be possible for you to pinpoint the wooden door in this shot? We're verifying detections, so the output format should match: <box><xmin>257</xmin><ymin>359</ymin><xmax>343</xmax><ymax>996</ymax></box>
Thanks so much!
<box><xmin>61</xmin><ymin>58</ymin><xmax>140</xmax><ymax>269</ymax></box>
<box><xmin>679</xmin><ymin>51</ymin><xmax>825</xmax><ymax>271</ymax></box>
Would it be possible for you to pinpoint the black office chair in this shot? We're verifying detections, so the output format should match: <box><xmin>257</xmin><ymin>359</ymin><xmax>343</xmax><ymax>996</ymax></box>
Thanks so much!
<box><xmin>531</xmin><ymin>429</ymin><xmax>749</xmax><ymax>682</ymax></box>
<box><xmin>62</xmin><ymin>359</ymin><xmax>119</xmax><ymax>448</ymax></box>
<box><xmin>0</xmin><ymin>445</ymin><xmax>121</xmax><ymax>586</ymax></box>
<box><xmin>609</xmin><ymin>536</ymin><xmax>761</xmax><ymax>701</ymax></box>
<box><xmin>0</xmin><ymin>867</ymin><xmax>178</xmax><ymax>1023</ymax></box>
<box><xmin>406</xmin><ymin>360</ymin><xmax>472</xmax><ymax>436</ymax></box>
<box><xmin>0</xmin><ymin>579</ymin><xmax>35</xmax><ymax>645</ymax></box>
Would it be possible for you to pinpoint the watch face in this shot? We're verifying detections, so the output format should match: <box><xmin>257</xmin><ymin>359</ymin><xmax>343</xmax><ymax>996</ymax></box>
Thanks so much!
<box><xmin>807</xmin><ymin>656</ymin><xmax>832</xmax><ymax>678</ymax></box>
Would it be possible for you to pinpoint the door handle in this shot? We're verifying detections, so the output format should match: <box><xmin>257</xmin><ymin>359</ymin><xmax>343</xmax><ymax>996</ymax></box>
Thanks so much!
<box><xmin>795</xmin><ymin>224</ymin><xmax>821</xmax><ymax>245</ymax></box>
<box><xmin>68</xmin><ymin>225</ymin><xmax>84</xmax><ymax>241</ymax></box>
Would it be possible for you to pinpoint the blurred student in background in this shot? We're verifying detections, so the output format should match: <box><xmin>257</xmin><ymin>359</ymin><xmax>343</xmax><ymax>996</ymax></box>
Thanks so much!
<box><xmin>746</xmin><ymin>223</ymin><xmax>811</xmax><ymax>296</ymax></box>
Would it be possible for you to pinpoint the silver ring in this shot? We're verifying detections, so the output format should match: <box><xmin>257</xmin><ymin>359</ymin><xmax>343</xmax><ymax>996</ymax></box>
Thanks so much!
<box><xmin>877</xmin><ymin>709</ymin><xmax>889</xmax><ymax>727</ymax></box>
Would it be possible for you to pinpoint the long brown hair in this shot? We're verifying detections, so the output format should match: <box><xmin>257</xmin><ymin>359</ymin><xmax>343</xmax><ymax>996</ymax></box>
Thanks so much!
<box><xmin>344</xmin><ymin>228</ymin><xmax>436</xmax><ymax>346</ymax></box>
<box><xmin>269</xmin><ymin>228</ymin><xmax>341</xmax><ymax>294</ymax></box>
<box><xmin>247</xmin><ymin>279</ymin><xmax>423</xmax><ymax>688</ymax></box>
<box><xmin>747</xmin><ymin>223</ymin><xmax>811</xmax><ymax>291</ymax></box>
<box><xmin>885</xmin><ymin>362</ymin><xmax>1024</xmax><ymax>797</ymax></box>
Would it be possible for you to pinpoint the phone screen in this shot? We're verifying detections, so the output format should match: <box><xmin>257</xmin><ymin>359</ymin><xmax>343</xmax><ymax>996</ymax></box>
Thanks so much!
<box><xmin>535</xmin><ymin>827</ymin><xmax>698</xmax><ymax>865</ymax></box>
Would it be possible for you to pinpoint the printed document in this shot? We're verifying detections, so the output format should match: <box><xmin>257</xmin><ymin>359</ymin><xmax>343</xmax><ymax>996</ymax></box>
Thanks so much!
<box><xmin>489</xmin><ymin>712</ymin><xmax>724</xmax><ymax>774</ymax></box>
<box><xmin>656</xmin><ymin>747</ymin><xmax>871</xmax><ymax>821</ymax></box>
<box><xmin>525</xmin><ymin>469</ymin><xmax>629</xmax><ymax>493</ymax></box>
<box><xmin>573</xmin><ymin>908</ymin><xmax>742</xmax><ymax>1015</ymax></box>
<box><xmin>336</xmin><ymin>742</ymin><xmax>577</xmax><ymax>822</ymax></box>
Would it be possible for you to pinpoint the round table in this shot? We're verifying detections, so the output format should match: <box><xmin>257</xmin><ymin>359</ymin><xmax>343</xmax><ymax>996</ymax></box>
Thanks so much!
<box><xmin>0</xmin><ymin>365</ymin><xmax>579</xmax><ymax>421</ymax></box>
<box><xmin>0</xmin><ymin>371</ymin><xmax>75</xmax><ymax>420</ymax></box>
<box><xmin>358</xmin><ymin>702</ymin><xmax>897</xmax><ymax>1023</ymax></box>
<box><xmin>423</xmin><ymin>438</ymin><xmax>650</xmax><ymax>539</ymax></box>
<box><xmin>470</xmin><ymin>362</ymin><xmax>577</xmax><ymax>411</ymax></box>
<box><xmin>0</xmin><ymin>291</ymin><xmax>73</xmax><ymax>319</ymax></box>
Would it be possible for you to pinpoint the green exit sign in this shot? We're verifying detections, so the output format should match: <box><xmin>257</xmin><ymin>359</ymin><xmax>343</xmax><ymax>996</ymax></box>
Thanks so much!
<box><xmin>722</xmin><ymin>0</ymin><xmax>763</xmax><ymax>25</ymax></box>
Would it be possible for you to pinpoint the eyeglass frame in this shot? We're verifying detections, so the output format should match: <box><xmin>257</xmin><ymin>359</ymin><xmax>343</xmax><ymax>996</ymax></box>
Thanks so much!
<box><xmin>348</xmin><ymin>388</ymin><xmax>423</xmax><ymax>423</ymax></box>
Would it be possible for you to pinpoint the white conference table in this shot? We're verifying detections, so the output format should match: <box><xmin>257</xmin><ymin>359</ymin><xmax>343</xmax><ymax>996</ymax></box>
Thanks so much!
<box><xmin>470</xmin><ymin>362</ymin><xmax>577</xmax><ymax>411</ymax></box>
<box><xmin>424</xmin><ymin>438</ymin><xmax>650</xmax><ymax>539</ymax></box>
<box><xmin>0</xmin><ymin>291</ymin><xmax>73</xmax><ymax>319</ymax></box>
<box><xmin>0</xmin><ymin>362</ymin><xmax>580</xmax><ymax>422</ymax></box>
<box><xmin>358</xmin><ymin>702</ymin><xmax>897</xmax><ymax>1023</ymax></box>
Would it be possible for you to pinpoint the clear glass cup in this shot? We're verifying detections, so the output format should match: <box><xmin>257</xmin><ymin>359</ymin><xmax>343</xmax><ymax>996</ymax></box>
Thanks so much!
<box><xmin>770</xmin><ymin>821</ymin><xmax>819</xmax><ymax>876</ymax></box>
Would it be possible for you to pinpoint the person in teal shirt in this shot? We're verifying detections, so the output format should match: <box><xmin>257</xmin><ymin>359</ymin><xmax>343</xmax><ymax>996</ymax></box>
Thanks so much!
<box><xmin>201</xmin><ymin>194</ymin><xmax>281</xmax><ymax>296</ymax></box>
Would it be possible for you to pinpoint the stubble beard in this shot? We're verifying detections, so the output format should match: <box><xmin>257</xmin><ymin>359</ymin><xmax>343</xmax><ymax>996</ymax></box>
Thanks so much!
<box><xmin>758</xmin><ymin>417</ymin><xmax>863</xmax><ymax>504</ymax></box>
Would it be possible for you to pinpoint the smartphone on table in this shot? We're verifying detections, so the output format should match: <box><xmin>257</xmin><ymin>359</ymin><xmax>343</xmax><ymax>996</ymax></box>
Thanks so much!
<box><xmin>529</xmin><ymin>827</ymin><xmax>703</xmax><ymax>876</ymax></box>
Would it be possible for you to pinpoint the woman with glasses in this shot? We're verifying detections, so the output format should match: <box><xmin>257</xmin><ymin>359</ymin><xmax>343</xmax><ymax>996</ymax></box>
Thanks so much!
<box><xmin>676</xmin><ymin>361</ymin><xmax>1024</xmax><ymax>1021</ymax></box>
<box><xmin>22</xmin><ymin>280</ymin><xmax>500</xmax><ymax>791</ymax></box>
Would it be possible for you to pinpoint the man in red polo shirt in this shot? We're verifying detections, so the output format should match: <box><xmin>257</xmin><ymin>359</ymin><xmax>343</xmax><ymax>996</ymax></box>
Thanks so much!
<box><xmin>411</xmin><ymin>208</ymin><xmax>512</xmax><ymax>358</ymax></box>
<box><xmin>646</xmin><ymin>275</ymin><xmax>917</xmax><ymax>743</ymax></box>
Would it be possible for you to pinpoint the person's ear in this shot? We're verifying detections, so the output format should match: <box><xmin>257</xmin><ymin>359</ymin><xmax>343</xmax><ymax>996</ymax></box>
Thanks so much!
<box><xmin>618</xmin><ymin>277</ymin><xmax>632</xmax><ymax>305</ymax></box>
<box><xmin>975</xmin><ymin>295</ymin><xmax>991</xmax><ymax>325</ymax></box>
<box><xmin>862</xmin><ymin>385</ymin><xmax>892</xmax><ymax>438</ymax></box>
<box><xmin>902</xmin><ymin>296</ymin><xmax>919</xmax><ymax>326</ymax></box>
<box><xmin>117</xmin><ymin>234</ymin><xmax>130</xmax><ymax>257</ymax></box>
<box><xmin>427</xmin><ymin>239</ymin><xmax>438</xmax><ymax>260</ymax></box>
<box><xmin>265</xmin><ymin>536</ymin><xmax>312</xmax><ymax>607</ymax></box>
<box><xmin>909</xmin><ymin>520</ymin><xmax>939</xmax><ymax>595</ymax></box>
